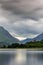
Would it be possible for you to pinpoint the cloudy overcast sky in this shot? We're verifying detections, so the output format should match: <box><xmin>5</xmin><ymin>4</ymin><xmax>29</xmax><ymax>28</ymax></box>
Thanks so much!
<box><xmin>0</xmin><ymin>0</ymin><xmax>43</xmax><ymax>40</ymax></box>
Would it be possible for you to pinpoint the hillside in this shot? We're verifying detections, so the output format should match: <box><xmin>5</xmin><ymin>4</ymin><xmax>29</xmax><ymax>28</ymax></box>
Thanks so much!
<box><xmin>21</xmin><ymin>33</ymin><xmax>43</xmax><ymax>44</ymax></box>
<box><xmin>0</xmin><ymin>26</ymin><xmax>19</xmax><ymax>45</ymax></box>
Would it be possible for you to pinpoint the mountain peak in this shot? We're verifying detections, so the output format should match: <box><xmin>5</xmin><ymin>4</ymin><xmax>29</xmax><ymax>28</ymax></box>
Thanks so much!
<box><xmin>0</xmin><ymin>26</ymin><xmax>19</xmax><ymax>45</ymax></box>
<box><xmin>40</xmin><ymin>33</ymin><xmax>43</xmax><ymax>35</ymax></box>
<box><xmin>0</xmin><ymin>26</ymin><xmax>6</xmax><ymax>32</ymax></box>
<box><xmin>0</xmin><ymin>26</ymin><xmax>4</xmax><ymax>29</ymax></box>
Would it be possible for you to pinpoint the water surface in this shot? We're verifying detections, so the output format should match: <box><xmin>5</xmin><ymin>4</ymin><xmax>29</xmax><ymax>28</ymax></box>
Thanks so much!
<box><xmin>0</xmin><ymin>49</ymin><xmax>43</xmax><ymax>65</ymax></box>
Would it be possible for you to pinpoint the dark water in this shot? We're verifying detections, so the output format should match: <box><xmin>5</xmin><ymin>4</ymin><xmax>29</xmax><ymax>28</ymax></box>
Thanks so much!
<box><xmin>0</xmin><ymin>49</ymin><xmax>43</xmax><ymax>65</ymax></box>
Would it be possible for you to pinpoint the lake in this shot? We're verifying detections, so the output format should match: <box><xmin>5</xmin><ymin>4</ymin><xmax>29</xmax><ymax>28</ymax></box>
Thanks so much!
<box><xmin>0</xmin><ymin>49</ymin><xmax>43</xmax><ymax>65</ymax></box>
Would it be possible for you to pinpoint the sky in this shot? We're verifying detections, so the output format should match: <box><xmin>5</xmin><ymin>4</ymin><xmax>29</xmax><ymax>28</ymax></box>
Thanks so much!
<box><xmin>0</xmin><ymin>0</ymin><xmax>43</xmax><ymax>40</ymax></box>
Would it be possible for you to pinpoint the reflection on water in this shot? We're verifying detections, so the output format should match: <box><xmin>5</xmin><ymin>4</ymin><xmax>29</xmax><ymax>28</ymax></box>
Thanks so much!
<box><xmin>0</xmin><ymin>49</ymin><xmax>43</xmax><ymax>65</ymax></box>
<box><xmin>14</xmin><ymin>49</ymin><xmax>26</xmax><ymax>65</ymax></box>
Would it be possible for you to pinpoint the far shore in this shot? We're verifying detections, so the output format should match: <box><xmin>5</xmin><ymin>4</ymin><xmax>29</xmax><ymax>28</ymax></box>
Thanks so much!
<box><xmin>0</xmin><ymin>48</ymin><xmax>43</xmax><ymax>51</ymax></box>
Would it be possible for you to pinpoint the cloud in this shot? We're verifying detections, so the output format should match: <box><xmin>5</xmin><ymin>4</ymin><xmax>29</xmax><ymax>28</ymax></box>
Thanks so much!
<box><xmin>1</xmin><ymin>0</ymin><xmax>43</xmax><ymax>20</ymax></box>
<box><xmin>2</xmin><ymin>18</ymin><xmax>42</xmax><ymax>38</ymax></box>
<box><xmin>0</xmin><ymin>0</ymin><xmax>43</xmax><ymax>40</ymax></box>
<box><xmin>1</xmin><ymin>0</ymin><xmax>43</xmax><ymax>21</ymax></box>
<box><xmin>11</xmin><ymin>19</ymin><xmax>43</xmax><ymax>36</ymax></box>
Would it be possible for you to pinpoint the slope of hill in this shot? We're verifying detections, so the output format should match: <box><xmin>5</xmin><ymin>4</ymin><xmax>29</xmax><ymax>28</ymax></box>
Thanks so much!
<box><xmin>21</xmin><ymin>38</ymin><xmax>32</xmax><ymax>44</ymax></box>
<box><xmin>0</xmin><ymin>26</ymin><xmax>19</xmax><ymax>45</ymax></box>
<box><xmin>33</xmin><ymin>33</ymin><xmax>43</xmax><ymax>41</ymax></box>
<box><xmin>21</xmin><ymin>33</ymin><xmax>43</xmax><ymax>44</ymax></box>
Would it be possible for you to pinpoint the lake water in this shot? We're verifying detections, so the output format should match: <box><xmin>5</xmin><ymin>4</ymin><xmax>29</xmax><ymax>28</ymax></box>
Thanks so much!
<box><xmin>0</xmin><ymin>49</ymin><xmax>43</xmax><ymax>65</ymax></box>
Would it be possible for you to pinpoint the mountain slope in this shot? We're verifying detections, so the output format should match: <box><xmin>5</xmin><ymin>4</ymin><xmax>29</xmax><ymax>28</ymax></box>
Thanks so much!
<box><xmin>21</xmin><ymin>38</ymin><xmax>32</xmax><ymax>44</ymax></box>
<box><xmin>33</xmin><ymin>33</ymin><xmax>43</xmax><ymax>41</ymax></box>
<box><xmin>0</xmin><ymin>26</ymin><xmax>19</xmax><ymax>45</ymax></box>
<box><xmin>21</xmin><ymin>33</ymin><xmax>43</xmax><ymax>44</ymax></box>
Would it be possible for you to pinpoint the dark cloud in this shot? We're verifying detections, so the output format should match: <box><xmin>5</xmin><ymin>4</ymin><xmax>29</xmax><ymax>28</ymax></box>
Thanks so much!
<box><xmin>0</xmin><ymin>0</ymin><xmax>43</xmax><ymax>39</ymax></box>
<box><xmin>1</xmin><ymin>0</ymin><xmax>43</xmax><ymax>20</ymax></box>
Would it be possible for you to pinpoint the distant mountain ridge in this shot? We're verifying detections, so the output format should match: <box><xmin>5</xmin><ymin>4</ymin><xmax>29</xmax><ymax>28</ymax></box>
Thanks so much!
<box><xmin>0</xmin><ymin>26</ymin><xmax>43</xmax><ymax>44</ymax></box>
<box><xmin>33</xmin><ymin>33</ymin><xmax>43</xmax><ymax>41</ymax></box>
<box><xmin>0</xmin><ymin>26</ymin><xmax>19</xmax><ymax>45</ymax></box>
<box><xmin>21</xmin><ymin>38</ymin><xmax>32</xmax><ymax>44</ymax></box>
<box><xmin>21</xmin><ymin>33</ymin><xmax>43</xmax><ymax>44</ymax></box>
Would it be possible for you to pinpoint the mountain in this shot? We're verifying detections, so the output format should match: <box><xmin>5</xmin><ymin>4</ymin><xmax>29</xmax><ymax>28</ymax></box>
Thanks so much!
<box><xmin>33</xmin><ymin>33</ymin><xmax>43</xmax><ymax>41</ymax></box>
<box><xmin>21</xmin><ymin>38</ymin><xmax>32</xmax><ymax>44</ymax></box>
<box><xmin>0</xmin><ymin>26</ymin><xmax>19</xmax><ymax>45</ymax></box>
<box><xmin>21</xmin><ymin>33</ymin><xmax>43</xmax><ymax>44</ymax></box>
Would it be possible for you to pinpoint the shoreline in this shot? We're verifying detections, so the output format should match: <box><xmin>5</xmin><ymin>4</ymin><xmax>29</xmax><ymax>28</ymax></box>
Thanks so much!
<box><xmin>0</xmin><ymin>48</ymin><xmax>43</xmax><ymax>51</ymax></box>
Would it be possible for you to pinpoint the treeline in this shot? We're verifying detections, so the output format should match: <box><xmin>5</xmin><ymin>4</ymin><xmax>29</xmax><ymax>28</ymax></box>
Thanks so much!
<box><xmin>2</xmin><ymin>43</ymin><xmax>26</xmax><ymax>48</ymax></box>
<box><xmin>1</xmin><ymin>40</ymin><xmax>43</xmax><ymax>48</ymax></box>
